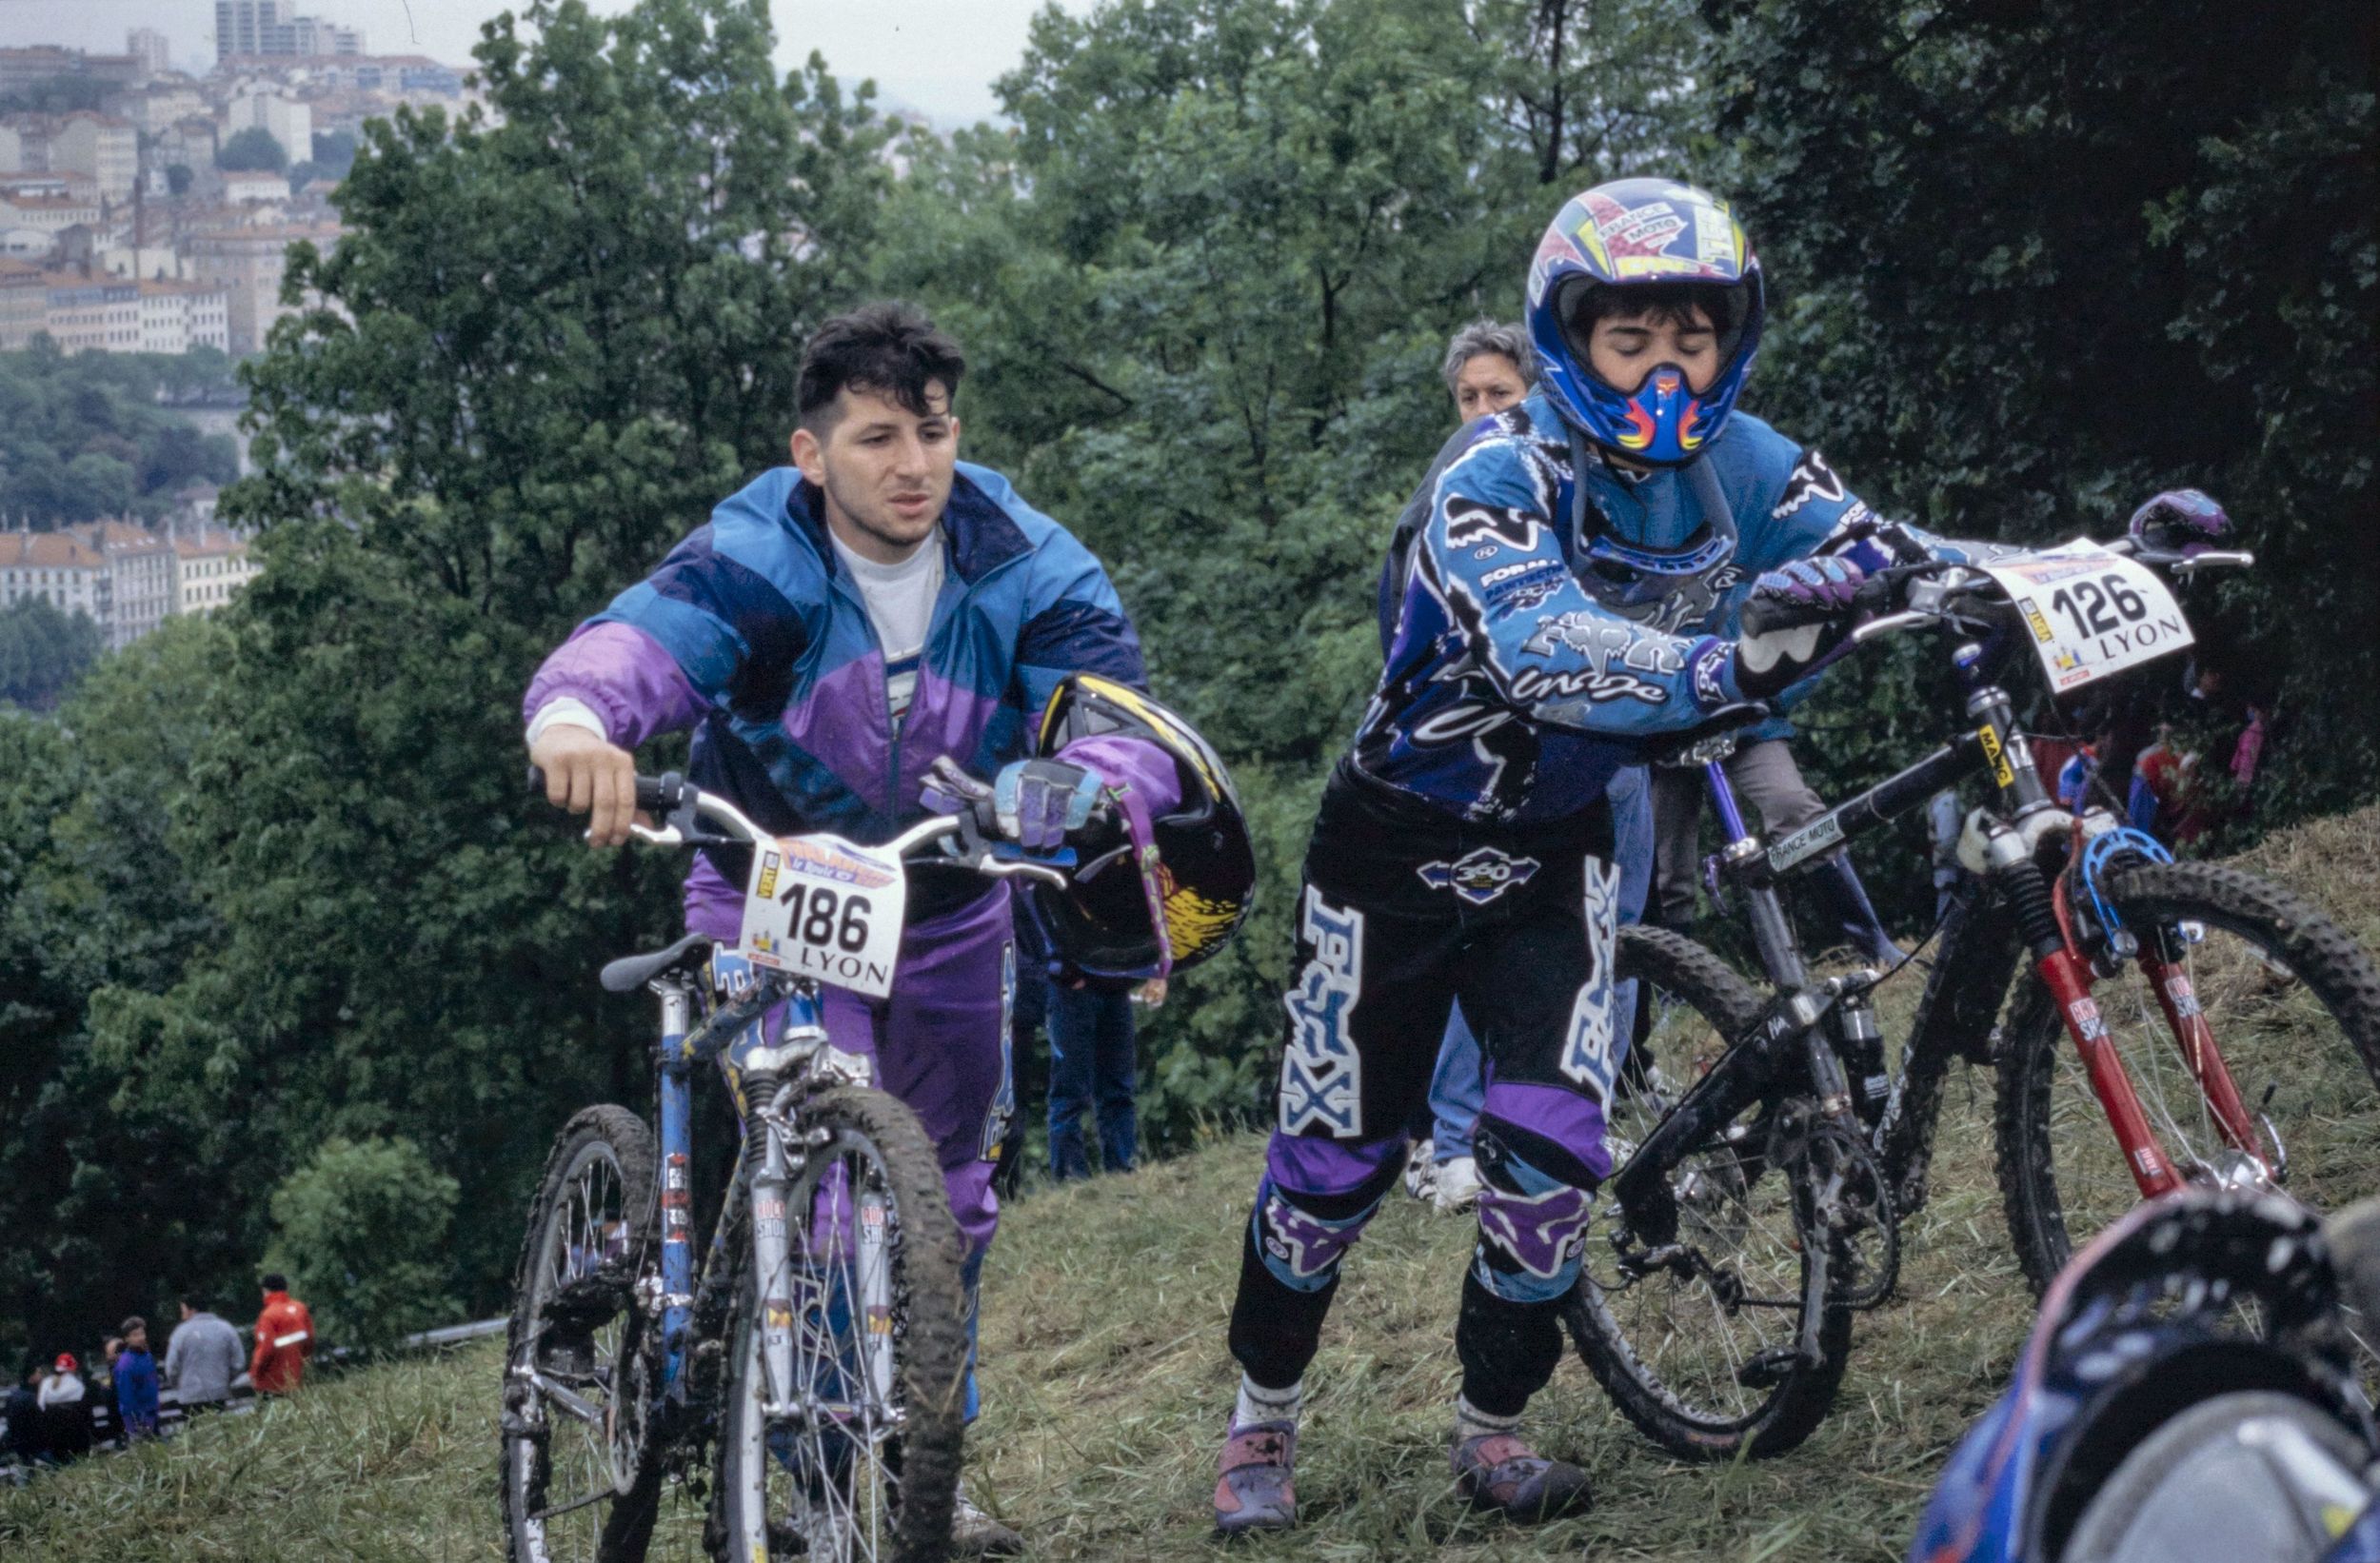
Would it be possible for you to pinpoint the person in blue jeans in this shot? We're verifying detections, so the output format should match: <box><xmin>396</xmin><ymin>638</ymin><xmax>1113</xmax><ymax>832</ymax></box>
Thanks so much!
<box><xmin>1046</xmin><ymin>976</ymin><xmax>1160</xmax><ymax>1179</ymax></box>
<box><xmin>1401</xmin><ymin>322</ymin><xmax>1656</xmax><ymax>1213</ymax></box>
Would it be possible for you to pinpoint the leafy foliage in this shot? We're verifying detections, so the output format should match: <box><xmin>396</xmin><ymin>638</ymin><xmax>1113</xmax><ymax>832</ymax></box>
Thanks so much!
<box><xmin>1707</xmin><ymin>0</ymin><xmax>2379</xmax><ymax>856</ymax></box>
<box><xmin>265</xmin><ymin>1136</ymin><xmax>460</xmax><ymax>1350</ymax></box>
<box><xmin>216</xmin><ymin>127</ymin><xmax>288</xmax><ymax>172</ymax></box>
<box><xmin>0</xmin><ymin>597</ymin><xmax>104</xmax><ymax>711</ymax></box>
<box><xmin>3</xmin><ymin>0</ymin><xmax>2370</xmax><ymax>1359</ymax></box>
<box><xmin>0</xmin><ymin>346</ymin><xmax>239</xmax><ymax>525</ymax></box>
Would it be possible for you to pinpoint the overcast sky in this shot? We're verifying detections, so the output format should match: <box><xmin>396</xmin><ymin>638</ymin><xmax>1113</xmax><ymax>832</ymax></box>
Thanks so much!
<box><xmin>0</xmin><ymin>0</ymin><xmax>1093</xmax><ymax>127</ymax></box>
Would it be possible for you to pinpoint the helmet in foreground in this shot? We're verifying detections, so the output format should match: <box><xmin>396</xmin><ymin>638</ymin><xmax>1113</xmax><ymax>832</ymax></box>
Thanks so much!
<box><xmin>1525</xmin><ymin>177</ymin><xmax>1765</xmax><ymax>467</ymax></box>
<box><xmin>1026</xmin><ymin>674</ymin><xmax>1256</xmax><ymax>983</ymax></box>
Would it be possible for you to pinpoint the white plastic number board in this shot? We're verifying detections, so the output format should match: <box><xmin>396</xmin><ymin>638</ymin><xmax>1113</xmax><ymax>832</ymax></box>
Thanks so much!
<box><xmin>1978</xmin><ymin>541</ymin><xmax>2192</xmax><ymax>694</ymax></box>
<box><xmin>738</xmin><ymin>833</ymin><xmax>908</xmax><ymax>999</ymax></box>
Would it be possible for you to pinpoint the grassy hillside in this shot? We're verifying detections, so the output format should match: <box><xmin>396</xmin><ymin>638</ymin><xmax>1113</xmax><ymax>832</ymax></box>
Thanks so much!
<box><xmin>5</xmin><ymin>806</ymin><xmax>2374</xmax><ymax>1562</ymax></box>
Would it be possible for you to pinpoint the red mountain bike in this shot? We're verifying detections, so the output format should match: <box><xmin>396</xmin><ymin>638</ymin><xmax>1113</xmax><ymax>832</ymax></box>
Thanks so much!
<box><xmin>1571</xmin><ymin>524</ymin><xmax>2380</xmax><ymax>1461</ymax></box>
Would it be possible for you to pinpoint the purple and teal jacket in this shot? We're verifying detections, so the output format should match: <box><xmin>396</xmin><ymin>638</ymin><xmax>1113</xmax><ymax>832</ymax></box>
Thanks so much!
<box><xmin>523</xmin><ymin>462</ymin><xmax>1180</xmax><ymax>931</ymax></box>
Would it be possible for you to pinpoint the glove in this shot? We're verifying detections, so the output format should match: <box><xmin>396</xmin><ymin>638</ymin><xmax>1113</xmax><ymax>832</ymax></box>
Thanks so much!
<box><xmin>921</xmin><ymin>755</ymin><xmax>1108</xmax><ymax>852</ymax></box>
<box><xmin>1731</xmin><ymin>556</ymin><xmax>1867</xmax><ymax>700</ymax></box>
<box><xmin>2127</xmin><ymin>488</ymin><xmax>2231</xmax><ymax>557</ymax></box>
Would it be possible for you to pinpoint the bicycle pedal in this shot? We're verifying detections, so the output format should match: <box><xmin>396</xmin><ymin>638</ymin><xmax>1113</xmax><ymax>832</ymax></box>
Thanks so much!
<box><xmin>1735</xmin><ymin>1345</ymin><xmax>1811</xmax><ymax>1389</ymax></box>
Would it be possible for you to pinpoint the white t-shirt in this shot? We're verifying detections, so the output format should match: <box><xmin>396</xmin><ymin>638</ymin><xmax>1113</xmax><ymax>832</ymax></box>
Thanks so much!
<box><xmin>827</xmin><ymin>526</ymin><xmax>945</xmax><ymax>732</ymax></box>
<box><xmin>38</xmin><ymin>1373</ymin><xmax>85</xmax><ymax>1408</ymax></box>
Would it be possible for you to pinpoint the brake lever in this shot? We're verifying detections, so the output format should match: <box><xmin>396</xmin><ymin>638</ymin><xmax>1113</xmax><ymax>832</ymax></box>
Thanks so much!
<box><xmin>1851</xmin><ymin>609</ymin><xmax>1936</xmax><ymax>645</ymax></box>
<box><xmin>924</xmin><ymin>807</ymin><xmax>1078</xmax><ymax>888</ymax></box>
<box><xmin>2169</xmin><ymin>549</ymin><xmax>2254</xmax><ymax>573</ymax></box>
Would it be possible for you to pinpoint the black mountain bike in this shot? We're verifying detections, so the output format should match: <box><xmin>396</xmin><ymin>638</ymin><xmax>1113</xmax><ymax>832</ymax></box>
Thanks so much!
<box><xmin>502</xmin><ymin>769</ymin><xmax>1071</xmax><ymax>1563</ymax></box>
<box><xmin>1566</xmin><ymin>529</ymin><xmax>2380</xmax><ymax>1462</ymax></box>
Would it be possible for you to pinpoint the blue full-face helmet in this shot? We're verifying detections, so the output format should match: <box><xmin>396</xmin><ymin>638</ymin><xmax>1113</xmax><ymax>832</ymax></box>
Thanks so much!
<box><xmin>1525</xmin><ymin>177</ymin><xmax>1766</xmax><ymax>469</ymax></box>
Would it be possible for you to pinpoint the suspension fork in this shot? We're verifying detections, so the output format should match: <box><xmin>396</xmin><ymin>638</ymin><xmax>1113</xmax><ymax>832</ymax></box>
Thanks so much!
<box><xmin>748</xmin><ymin>1078</ymin><xmax>800</xmax><ymax>1419</ymax></box>
<box><xmin>2132</xmin><ymin>926</ymin><xmax>2267</xmax><ymax>1164</ymax></box>
<box><xmin>1962</xmin><ymin>663</ymin><xmax>2183</xmax><ymax>1198</ymax></box>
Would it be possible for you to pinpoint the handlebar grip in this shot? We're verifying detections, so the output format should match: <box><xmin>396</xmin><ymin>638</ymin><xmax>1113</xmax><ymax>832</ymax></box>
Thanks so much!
<box><xmin>526</xmin><ymin>764</ymin><xmax>684</xmax><ymax>814</ymax></box>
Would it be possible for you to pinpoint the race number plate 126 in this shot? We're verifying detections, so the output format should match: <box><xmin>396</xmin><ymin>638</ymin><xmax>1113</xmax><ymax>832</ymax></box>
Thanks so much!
<box><xmin>739</xmin><ymin>833</ymin><xmax>908</xmax><ymax>999</ymax></box>
<box><xmin>1978</xmin><ymin>540</ymin><xmax>2192</xmax><ymax>694</ymax></box>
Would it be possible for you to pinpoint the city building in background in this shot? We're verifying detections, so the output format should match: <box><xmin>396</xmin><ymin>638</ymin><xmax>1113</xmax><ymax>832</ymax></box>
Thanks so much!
<box><xmin>0</xmin><ymin>511</ymin><xmax>257</xmax><ymax>648</ymax></box>
<box><xmin>214</xmin><ymin>3</ymin><xmax>367</xmax><ymax>64</ymax></box>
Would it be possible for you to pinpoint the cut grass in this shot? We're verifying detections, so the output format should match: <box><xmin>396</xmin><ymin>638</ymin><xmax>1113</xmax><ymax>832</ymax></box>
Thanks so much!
<box><xmin>5</xmin><ymin>804</ymin><xmax>2373</xmax><ymax>1561</ymax></box>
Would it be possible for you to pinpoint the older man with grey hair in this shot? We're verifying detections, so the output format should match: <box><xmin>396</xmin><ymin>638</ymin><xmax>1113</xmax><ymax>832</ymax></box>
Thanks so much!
<box><xmin>1441</xmin><ymin>319</ymin><xmax>1538</xmax><ymax>424</ymax></box>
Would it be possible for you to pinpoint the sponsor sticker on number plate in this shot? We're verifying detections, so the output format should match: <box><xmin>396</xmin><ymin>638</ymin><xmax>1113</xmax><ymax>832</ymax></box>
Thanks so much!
<box><xmin>739</xmin><ymin>832</ymin><xmax>907</xmax><ymax>998</ymax></box>
<box><xmin>1978</xmin><ymin>541</ymin><xmax>2192</xmax><ymax>693</ymax></box>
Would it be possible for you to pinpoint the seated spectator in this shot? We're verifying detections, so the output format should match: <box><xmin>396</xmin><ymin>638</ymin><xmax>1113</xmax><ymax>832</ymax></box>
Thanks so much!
<box><xmin>167</xmin><ymin>1296</ymin><xmax>246</xmax><ymax>1415</ymax></box>
<box><xmin>35</xmin><ymin>1354</ymin><xmax>89</xmax><ymax>1460</ymax></box>
<box><xmin>4</xmin><ymin>1360</ymin><xmax>46</xmax><ymax>1467</ymax></box>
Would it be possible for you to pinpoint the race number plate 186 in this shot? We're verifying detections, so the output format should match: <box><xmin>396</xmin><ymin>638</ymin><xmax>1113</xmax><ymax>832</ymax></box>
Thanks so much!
<box><xmin>738</xmin><ymin>833</ymin><xmax>908</xmax><ymax>999</ymax></box>
<box><xmin>1978</xmin><ymin>540</ymin><xmax>2192</xmax><ymax>694</ymax></box>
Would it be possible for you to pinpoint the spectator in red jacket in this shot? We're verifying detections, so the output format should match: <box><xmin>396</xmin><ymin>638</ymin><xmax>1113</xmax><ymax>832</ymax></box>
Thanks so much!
<box><xmin>249</xmin><ymin>1275</ymin><xmax>315</xmax><ymax>1395</ymax></box>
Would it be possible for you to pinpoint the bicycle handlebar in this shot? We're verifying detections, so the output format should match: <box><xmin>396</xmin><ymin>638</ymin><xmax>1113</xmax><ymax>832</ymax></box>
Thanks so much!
<box><xmin>525</xmin><ymin>765</ymin><xmax>1071</xmax><ymax>888</ymax></box>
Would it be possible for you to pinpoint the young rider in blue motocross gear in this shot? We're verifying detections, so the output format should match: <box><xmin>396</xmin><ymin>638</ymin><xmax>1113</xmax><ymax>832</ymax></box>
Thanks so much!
<box><xmin>1213</xmin><ymin>177</ymin><xmax>1985</xmax><ymax>1536</ymax></box>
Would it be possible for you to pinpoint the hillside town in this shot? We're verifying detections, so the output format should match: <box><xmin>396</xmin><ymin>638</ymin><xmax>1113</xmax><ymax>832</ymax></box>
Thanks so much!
<box><xmin>1</xmin><ymin>490</ymin><xmax>253</xmax><ymax>650</ymax></box>
<box><xmin>0</xmin><ymin>3</ymin><xmax>474</xmax><ymax>356</ymax></box>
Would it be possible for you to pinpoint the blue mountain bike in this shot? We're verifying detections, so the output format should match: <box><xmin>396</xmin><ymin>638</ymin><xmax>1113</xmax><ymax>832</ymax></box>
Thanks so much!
<box><xmin>500</xmin><ymin>768</ymin><xmax>1066</xmax><ymax>1563</ymax></box>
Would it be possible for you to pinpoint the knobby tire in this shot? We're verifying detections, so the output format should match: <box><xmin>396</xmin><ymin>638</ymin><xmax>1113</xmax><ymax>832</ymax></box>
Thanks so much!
<box><xmin>1566</xmin><ymin>926</ymin><xmax>1854</xmax><ymax>1461</ymax></box>
<box><xmin>1994</xmin><ymin>861</ymin><xmax>2380</xmax><ymax>1297</ymax></box>
<box><xmin>710</xmin><ymin>1087</ymin><xmax>968</xmax><ymax>1563</ymax></box>
<box><xmin>503</xmin><ymin>1105</ymin><xmax>664</xmax><ymax>1563</ymax></box>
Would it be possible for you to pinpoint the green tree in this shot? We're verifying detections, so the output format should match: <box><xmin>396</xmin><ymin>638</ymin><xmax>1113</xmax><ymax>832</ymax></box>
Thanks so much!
<box><xmin>1707</xmin><ymin>0</ymin><xmax>2378</xmax><ymax>837</ymax></box>
<box><xmin>0</xmin><ymin>620</ymin><xmax>228</xmax><ymax>1360</ymax></box>
<box><xmin>129</xmin><ymin>0</ymin><xmax>904</xmax><ymax>1316</ymax></box>
<box><xmin>0</xmin><ymin>347</ymin><xmax>243</xmax><ymax>524</ymax></box>
<box><xmin>265</xmin><ymin>1136</ymin><xmax>460</xmax><ymax>1349</ymax></box>
<box><xmin>165</xmin><ymin>163</ymin><xmax>193</xmax><ymax>197</ymax></box>
<box><xmin>0</xmin><ymin>597</ymin><xmax>104</xmax><ymax>711</ymax></box>
<box><xmin>309</xmin><ymin>129</ymin><xmax>360</xmax><ymax>179</ymax></box>
<box><xmin>217</xmin><ymin>127</ymin><xmax>288</xmax><ymax>172</ymax></box>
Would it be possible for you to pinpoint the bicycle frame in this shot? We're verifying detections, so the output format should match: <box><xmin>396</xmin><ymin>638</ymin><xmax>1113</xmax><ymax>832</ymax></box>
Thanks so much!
<box><xmin>1692</xmin><ymin>622</ymin><xmax>2269</xmax><ymax>1213</ymax></box>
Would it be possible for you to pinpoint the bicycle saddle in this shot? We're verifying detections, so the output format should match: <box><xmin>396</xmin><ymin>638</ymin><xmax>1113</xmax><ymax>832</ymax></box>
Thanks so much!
<box><xmin>600</xmin><ymin>931</ymin><xmax>715</xmax><ymax>994</ymax></box>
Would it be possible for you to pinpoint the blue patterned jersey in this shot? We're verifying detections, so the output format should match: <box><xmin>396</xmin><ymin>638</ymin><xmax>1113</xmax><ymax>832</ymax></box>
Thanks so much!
<box><xmin>1355</xmin><ymin>392</ymin><xmax>1915</xmax><ymax>824</ymax></box>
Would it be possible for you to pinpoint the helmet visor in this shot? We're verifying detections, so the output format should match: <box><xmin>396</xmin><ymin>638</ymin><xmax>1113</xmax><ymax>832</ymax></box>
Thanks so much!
<box><xmin>1556</xmin><ymin>275</ymin><xmax>1755</xmax><ymax>394</ymax></box>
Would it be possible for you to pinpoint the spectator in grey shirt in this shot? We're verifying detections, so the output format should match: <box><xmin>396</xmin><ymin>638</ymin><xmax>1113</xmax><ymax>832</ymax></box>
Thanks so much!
<box><xmin>164</xmin><ymin>1296</ymin><xmax>245</xmax><ymax>1409</ymax></box>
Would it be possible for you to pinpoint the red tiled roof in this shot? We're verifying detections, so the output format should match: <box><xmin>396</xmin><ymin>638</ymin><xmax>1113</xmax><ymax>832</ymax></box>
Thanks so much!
<box><xmin>2</xmin><ymin>531</ymin><xmax>104</xmax><ymax>568</ymax></box>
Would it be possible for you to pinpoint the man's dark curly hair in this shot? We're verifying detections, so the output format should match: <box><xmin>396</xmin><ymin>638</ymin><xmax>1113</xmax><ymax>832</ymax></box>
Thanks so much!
<box><xmin>797</xmin><ymin>301</ymin><xmax>966</xmax><ymax>435</ymax></box>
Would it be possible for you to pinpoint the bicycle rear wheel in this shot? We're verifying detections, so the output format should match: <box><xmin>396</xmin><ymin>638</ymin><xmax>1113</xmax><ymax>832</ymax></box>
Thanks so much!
<box><xmin>503</xmin><ymin>1105</ymin><xmax>663</xmax><ymax>1563</ymax></box>
<box><xmin>711</xmin><ymin>1088</ymin><xmax>968</xmax><ymax>1563</ymax></box>
<box><xmin>1995</xmin><ymin>861</ymin><xmax>2380</xmax><ymax>1303</ymax></box>
<box><xmin>1568</xmin><ymin>927</ymin><xmax>1853</xmax><ymax>1461</ymax></box>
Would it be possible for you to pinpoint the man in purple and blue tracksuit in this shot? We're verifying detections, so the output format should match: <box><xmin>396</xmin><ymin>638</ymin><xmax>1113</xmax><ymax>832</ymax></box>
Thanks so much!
<box><xmin>526</xmin><ymin>302</ymin><xmax>1182</xmax><ymax>1553</ymax></box>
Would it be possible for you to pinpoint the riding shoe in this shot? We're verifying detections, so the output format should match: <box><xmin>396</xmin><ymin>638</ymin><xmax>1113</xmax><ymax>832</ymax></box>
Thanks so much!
<box><xmin>1214</xmin><ymin>1419</ymin><xmax>1298</xmax><ymax>1537</ymax></box>
<box><xmin>1451</xmin><ymin>1432</ymin><xmax>1594</xmax><ymax>1523</ymax></box>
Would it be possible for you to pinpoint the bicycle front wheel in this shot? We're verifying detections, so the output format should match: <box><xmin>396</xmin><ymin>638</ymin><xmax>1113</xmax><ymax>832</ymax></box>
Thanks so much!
<box><xmin>711</xmin><ymin>1088</ymin><xmax>968</xmax><ymax>1563</ymax></box>
<box><xmin>1568</xmin><ymin>927</ymin><xmax>1853</xmax><ymax>1461</ymax></box>
<box><xmin>1995</xmin><ymin>861</ymin><xmax>2380</xmax><ymax>1298</ymax></box>
<box><xmin>502</xmin><ymin>1105</ymin><xmax>662</xmax><ymax>1563</ymax></box>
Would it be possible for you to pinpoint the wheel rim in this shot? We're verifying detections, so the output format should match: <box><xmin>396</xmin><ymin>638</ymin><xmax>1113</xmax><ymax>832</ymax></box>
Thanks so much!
<box><xmin>1591</xmin><ymin>985</ymin><xmax>1818</xmax><ymax>1432</ymax></box>
<box><xmin>727</xmin><ymin>1128</ymin><xmax>922</xmax><ymax>1563</ymax></box>
<box><xmin>2027</xmin><ymin>914</ymin><xmax>2380</xmax><ymax>1363</ymax></box>
<box><xmin>514</xmin><ymin>1140</ymin><xmax>639</xmax><ymax>1563</ymax></box>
